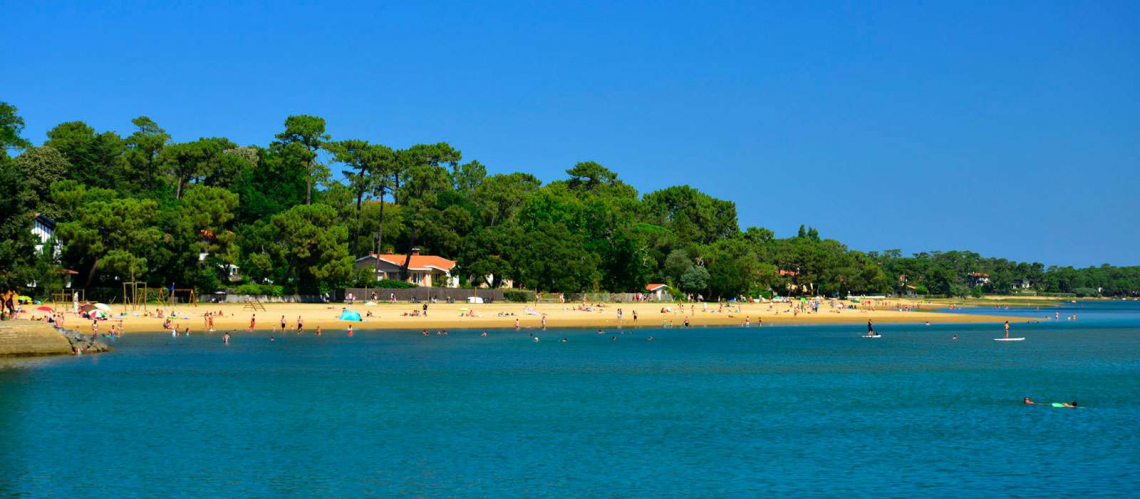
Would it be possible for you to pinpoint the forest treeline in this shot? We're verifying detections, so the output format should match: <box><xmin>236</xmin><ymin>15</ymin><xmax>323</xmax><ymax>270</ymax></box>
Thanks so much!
<box><xmin>2</xmin><ymin>102</ymin><xmax>1138</xmax><ymax>299</ymax></box>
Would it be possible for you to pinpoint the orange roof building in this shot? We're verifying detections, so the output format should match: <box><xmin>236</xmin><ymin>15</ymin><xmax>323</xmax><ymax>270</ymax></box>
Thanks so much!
<box><xmin>354</xmin><ymin>249</ymin><xmax>458</xmax><ymax>288</ymax></box>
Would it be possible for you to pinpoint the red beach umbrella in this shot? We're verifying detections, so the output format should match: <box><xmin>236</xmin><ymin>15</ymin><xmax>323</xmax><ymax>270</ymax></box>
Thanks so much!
<box><xmin>36</xmin><ymin>306</ymin><xmax>53</xmax><ymax>312</ymax></box>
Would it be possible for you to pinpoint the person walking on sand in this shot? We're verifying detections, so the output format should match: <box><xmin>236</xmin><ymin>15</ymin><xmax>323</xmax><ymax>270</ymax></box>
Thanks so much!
<box><xmin>280</xmin><ymin>315</ymin><xmax>287</xmax><ymax>330</ymax></box>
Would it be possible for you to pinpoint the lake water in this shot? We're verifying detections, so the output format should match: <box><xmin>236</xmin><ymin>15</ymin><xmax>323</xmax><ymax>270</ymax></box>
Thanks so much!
<box><xmin>2</xmin><ymin>303</ymin><xmax>1139</xmax><ymax>497</ymax></box>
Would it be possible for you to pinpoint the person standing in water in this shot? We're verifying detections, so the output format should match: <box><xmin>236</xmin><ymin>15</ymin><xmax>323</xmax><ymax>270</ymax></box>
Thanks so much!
<box><xmin>223</xmin><ymin>332</ymin><xmax>230</xmax><ymax>344</ymax></box>
<box><xmin>347</xmin><ymin>325</ymin><xmax>354</xmax><ymax>337</ymax></box>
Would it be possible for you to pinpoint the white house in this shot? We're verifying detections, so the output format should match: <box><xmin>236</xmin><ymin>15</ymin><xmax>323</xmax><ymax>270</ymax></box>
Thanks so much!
<box><xmin>32</xmin><ymin>213</ymin><xmax>60</xmax><ymax>257</ymax></box>
<box><xmin>645</xmin><ymin>283</ymin><xmax>668</xmax><ymax>300</ymax></box>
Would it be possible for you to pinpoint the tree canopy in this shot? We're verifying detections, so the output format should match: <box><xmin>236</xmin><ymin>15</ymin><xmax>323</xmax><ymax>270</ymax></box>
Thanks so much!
<box><xmin>2</xmin><ymin>101</ymin><xmax>1138</xmax><ymax>299</ymax></box>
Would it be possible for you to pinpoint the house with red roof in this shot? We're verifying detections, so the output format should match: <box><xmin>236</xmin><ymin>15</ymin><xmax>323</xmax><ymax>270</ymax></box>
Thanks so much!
<box><xmin>354</xmin><ymin>249</ymin><xmax>458</xmax><ymax>288</ymax></box>
<box><xmin>645</xmin><ymin>283</ymin><xmax>668</xmax><ymax>300</ymax></box>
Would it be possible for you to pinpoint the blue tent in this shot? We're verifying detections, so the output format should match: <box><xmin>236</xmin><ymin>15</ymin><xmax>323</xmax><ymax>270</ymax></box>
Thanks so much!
<box><xmin>339</xmin><ymin>310</ymin><xmax>362</xmax><ymax>322</ymax></box>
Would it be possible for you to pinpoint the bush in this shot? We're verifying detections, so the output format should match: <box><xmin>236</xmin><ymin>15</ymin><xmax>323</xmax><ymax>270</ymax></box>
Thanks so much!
<box><xmin>503</xmin><ymin>290</ymin><xmax>534</xmax><ymax>302</ymax></box>
<box><xmin>231</xmin><ymin>283</ymin><xmax>285</xmax><ymax>296</ymax></box>
<box><xmin>374</xmin><ymin>279</ymin><xmax>417</xmax><ymax>289</ymax></box>
<box><xmin>913</xmin><ymin>285</ymin><xmax>929</xmax><ymax>295</ymax></box>
<box><xmin>1073</xmin><ymin>287</ymin><xmax>1099</xmax><ymax>298</ymax></box>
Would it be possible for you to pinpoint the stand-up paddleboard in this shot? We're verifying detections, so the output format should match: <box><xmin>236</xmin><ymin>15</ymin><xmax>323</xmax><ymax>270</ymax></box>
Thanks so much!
<box><xmin>994</xmin><ymin>337</ymin><xmax>1025</xmax><ymax>341</ymax></box>
<box><xmin>864</xmin><ymin>335</ymin><xmax>882</xmax><ymax>339</ymax></box>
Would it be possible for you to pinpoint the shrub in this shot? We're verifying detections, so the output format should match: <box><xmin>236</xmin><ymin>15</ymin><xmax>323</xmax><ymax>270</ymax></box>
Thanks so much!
<box><xmin>231</xmin><ymin>283</ymin><xmax>285</xmax><ymax>296</ymax></box>
<box><xmin>1073</xmin><ymin>287</ymin><xmax>1099</xmax><ymax>298</ymax></box>
<box><xmin>374</xmin><ymin>279</ymin><xmax>417</xmax><ymax>289</ymax></box>
<box><xmin>503</xmin><ymin>290</ymin><xmax>534</xmax><ymax>302</ymax></box>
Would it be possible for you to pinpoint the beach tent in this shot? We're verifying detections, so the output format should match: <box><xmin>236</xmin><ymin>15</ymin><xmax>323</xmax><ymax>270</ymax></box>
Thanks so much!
<box><xmin>339</xmin><ymin>310</ymin><xmax>362</xmax><ymax>322</ymax></box>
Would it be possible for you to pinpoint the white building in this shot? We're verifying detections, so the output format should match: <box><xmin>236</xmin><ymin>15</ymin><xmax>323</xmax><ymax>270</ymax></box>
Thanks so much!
<box><xmin>32</xmin><ymin>213</ymin><xmax>60</xmax><ymax>257</ymax></box>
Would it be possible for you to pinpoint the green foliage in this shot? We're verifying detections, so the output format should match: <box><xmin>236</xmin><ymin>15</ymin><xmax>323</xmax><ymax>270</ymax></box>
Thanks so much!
<box><xmin>2</xmin><ymin>105</ymin><xmax>1137</xmax><ymax>301</ymax></box>
<box><xmin>375</xmin><ymin>278</ymin><xmax>417</xmax><ymax>289</ymax></box>
<box><xmin>231</xmin><ymin>283</ymin><xmax>285</xmax><ymax>296</ymax></box>
<box><xmin>0</xmin><ymin>156</ymin><xmax>37</xmax><ymax>288</ymax></box>
<box><xmin>0</xmin><ymin>102</ymin><xmax>32</xmax><ymax>151</ymax></box>
<box><xmin>679</xmin><ymin>265</ymin><xmax>710</xmax><ymax>294</ymax></box>
<box><xmin>1073</xmin><ymin>287</ymin><xmax>1099</xmax><ymax>298</ymax></box>
<box><xmin>503</xmin><ymin>290</ymin><xmax>534</xmax><ymax>302</ymax></box>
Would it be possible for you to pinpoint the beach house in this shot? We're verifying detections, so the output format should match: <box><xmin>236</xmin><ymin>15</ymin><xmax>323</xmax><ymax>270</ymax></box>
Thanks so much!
<box><xmin>354</xmin><ymin>249</ymin><xmax>458</xmax><ymax>288</ymax></box>
<box><xmin>645</xmin><ymin>283</ymin><xmax>668</xmax><ymax>300</ymax></box>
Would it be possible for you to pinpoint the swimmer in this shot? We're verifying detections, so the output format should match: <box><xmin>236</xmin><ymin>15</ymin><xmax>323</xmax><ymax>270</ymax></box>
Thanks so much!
<box><xmin>423</xmin><ymin>330</ymin><xmax>429</xmax><ymax>336</ymax></box>
<box><xmin>533</xmin><ymin>336</ymin><xmax>539</xmax><ymax>342</ymax></box>
<box><xmin>481</xmin><ymin>331</ymin><xmax>487</xmax><ymax>337</ymax></box>
<box><xmin>597</xmin><ymin>329</ymin><xmax>604</xmax><ymax>335</ymax></box>
<box><xmin>952</xmin><ymin>334</ymin><xmax>958</xmax><ymax>340</ymax></box>
<box><xmin>347</xmin><ymin>325</ymin><xmax>354</xmax><ymax>337</ymax></box>
<box><xmin>925</xmin><ymin>321</ymin><xmax>931</xmax><ymax>326</ymax></box>
<box><xmin>1023</xmin><ymin>397</ymin><xmax>1035</xmax><ymax>405</ymax></box>
<box><xmin>647</xmin><ymin>336</ymin><xmax>654</xmax><ymax>342</ymax></box>
<box><xmin>223</xmin><ymin>332</ymin><xmax>230</xmax><ymax>345</ymax></box>
<box><xmin>270</xmin><ymin>336</ymin><xmax>275</xmax><ymax>342</ymax></box>
<box><xmin>561</xmin><ymin>337</ymin><xmax>567</xmax><ymax>343</ymax></box>
<box><xmin>316</xmin><ymin>326</ymin><xmax>322</xmax><ymax>336</ymax></box>
<box><xmin>611</xmin><ymin>336</ymin><xmax>616</xmax><ymax>341</ymax></box>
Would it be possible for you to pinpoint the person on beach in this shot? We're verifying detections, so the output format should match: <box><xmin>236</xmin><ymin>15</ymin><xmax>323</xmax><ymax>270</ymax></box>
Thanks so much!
<box><xmin>423</xmin><ymin>303</ymin><xmax>428</xmax><ymax>317</ymax></box>
<box><xmin>280</xmin><ymin>316</ymin><xmax>287</xmax><ymax>330</ymax></box>
<box><xmin>250</xmin><ymin>314</ymin><xmax>256</xmax><ymax>332</ymax></box>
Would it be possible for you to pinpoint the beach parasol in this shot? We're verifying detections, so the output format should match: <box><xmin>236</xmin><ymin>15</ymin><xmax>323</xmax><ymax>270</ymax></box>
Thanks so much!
<box><xmin>339</xmin><ymin>310</ymin><xmax>363</xmax><ymax>322</ymax></box>
<box><xmin>17</xmin><ymin>295</ymin><xmax>33</xmax><ymax>304</ymax></box>
<box><xmin>90</xmin><ymin>310</ymin><xmax>107</xmax><ymax>319</ymax></box>
<box><xmin>95</xmin><ymin>303</ymin><xmax>111</xmax><ymax>312</ymax></box>
<box><xmin>36</xmin><ymin>306</ymin><xmax>53</xmax><ymax>312</ymax></box>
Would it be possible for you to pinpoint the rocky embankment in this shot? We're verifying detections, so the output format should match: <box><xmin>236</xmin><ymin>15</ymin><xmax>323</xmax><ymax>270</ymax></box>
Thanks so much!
<box><xmin>54</xmin><ymin>325</ymin><xmax>113</xmax><ymax>355</ymax></box>
<box><xmin>0</xmin><ymin>320</ymin><xmax>111</xmax><ymax>357</ymax></box>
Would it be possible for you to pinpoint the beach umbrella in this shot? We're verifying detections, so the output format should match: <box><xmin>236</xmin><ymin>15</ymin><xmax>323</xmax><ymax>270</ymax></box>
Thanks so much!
<box><xmin>36</xmin><ymin>306</ymin><xmax>53</xmax><ymax>312</ymax></box>
<box><xmin>17</xmin><ymin>295</ymin><xmax>33</xmax><ymax>304</ymax></box>
<box><xmin>339</xmin><ymin>310</ymin><xmax>363</xmax><ymax>322</ymax></box>
<box><xmin>95</xmin><ymin>303</ymin><xmax>111</xmax><ymax>312</ymax></box>
<box><xmin>90</xmin><ymin>310</ymin><xmax>107</xmax><ymax>319</ymax></box>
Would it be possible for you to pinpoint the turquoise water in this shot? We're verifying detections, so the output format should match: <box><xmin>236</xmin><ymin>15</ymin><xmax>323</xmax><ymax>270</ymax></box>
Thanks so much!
<box><xmin>2</xmin><ymin>304</ymin><xmax>1139</xmax><ymax>497</ymax></box>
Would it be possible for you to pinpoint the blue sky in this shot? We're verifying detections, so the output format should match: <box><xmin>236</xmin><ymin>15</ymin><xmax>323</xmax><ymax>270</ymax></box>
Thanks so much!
<box><xmin>4</xmin><ymin>1</ymin><xmax>1138</xmax><ymax>267</ymax></box>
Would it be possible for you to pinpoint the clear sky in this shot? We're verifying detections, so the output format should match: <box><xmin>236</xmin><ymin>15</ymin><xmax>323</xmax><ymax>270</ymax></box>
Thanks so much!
<box><xmin>4</xmin><ymin>1</ymin><xmax>1138</xmax><ymax>267</ymax></box>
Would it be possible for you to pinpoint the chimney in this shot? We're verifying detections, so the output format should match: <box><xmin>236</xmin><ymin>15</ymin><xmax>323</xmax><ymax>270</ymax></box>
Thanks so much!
<box><xmin>412</xmin><ymin>247</ymin><xmax>421</xmax><ymax>256</ymax></box>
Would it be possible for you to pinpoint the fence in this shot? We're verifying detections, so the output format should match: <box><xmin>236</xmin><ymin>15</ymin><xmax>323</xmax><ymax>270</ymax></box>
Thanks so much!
<box><xmin>344</xmin><ymin>287</ymin><xmax>506</xmax><ymax>303</ymax></box>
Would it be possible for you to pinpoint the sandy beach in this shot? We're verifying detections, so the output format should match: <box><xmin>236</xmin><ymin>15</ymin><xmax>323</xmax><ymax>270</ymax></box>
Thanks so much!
<box><xmin>23</xmin><ymin>299</ymin><xmax>1027</xmax><ymax>336</ymax></box>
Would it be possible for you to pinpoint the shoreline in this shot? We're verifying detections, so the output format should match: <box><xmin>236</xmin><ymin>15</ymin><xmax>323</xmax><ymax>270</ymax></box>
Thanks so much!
<box><xmin>31</xmin><ymin>300</ymin><xmax>1025</xmax><ymax>336</ymax></box>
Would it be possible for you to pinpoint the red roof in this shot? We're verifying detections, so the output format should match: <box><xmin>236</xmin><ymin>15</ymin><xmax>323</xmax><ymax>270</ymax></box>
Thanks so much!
<box><xmin>364</xmin><ymin>253</ymin><xmax>456</xmax><ymax>272</ymax></box>
<box><xmin>645</xmin><ymin>283</ymin><xmax>667</xmax><ymax>291</ymax></box>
